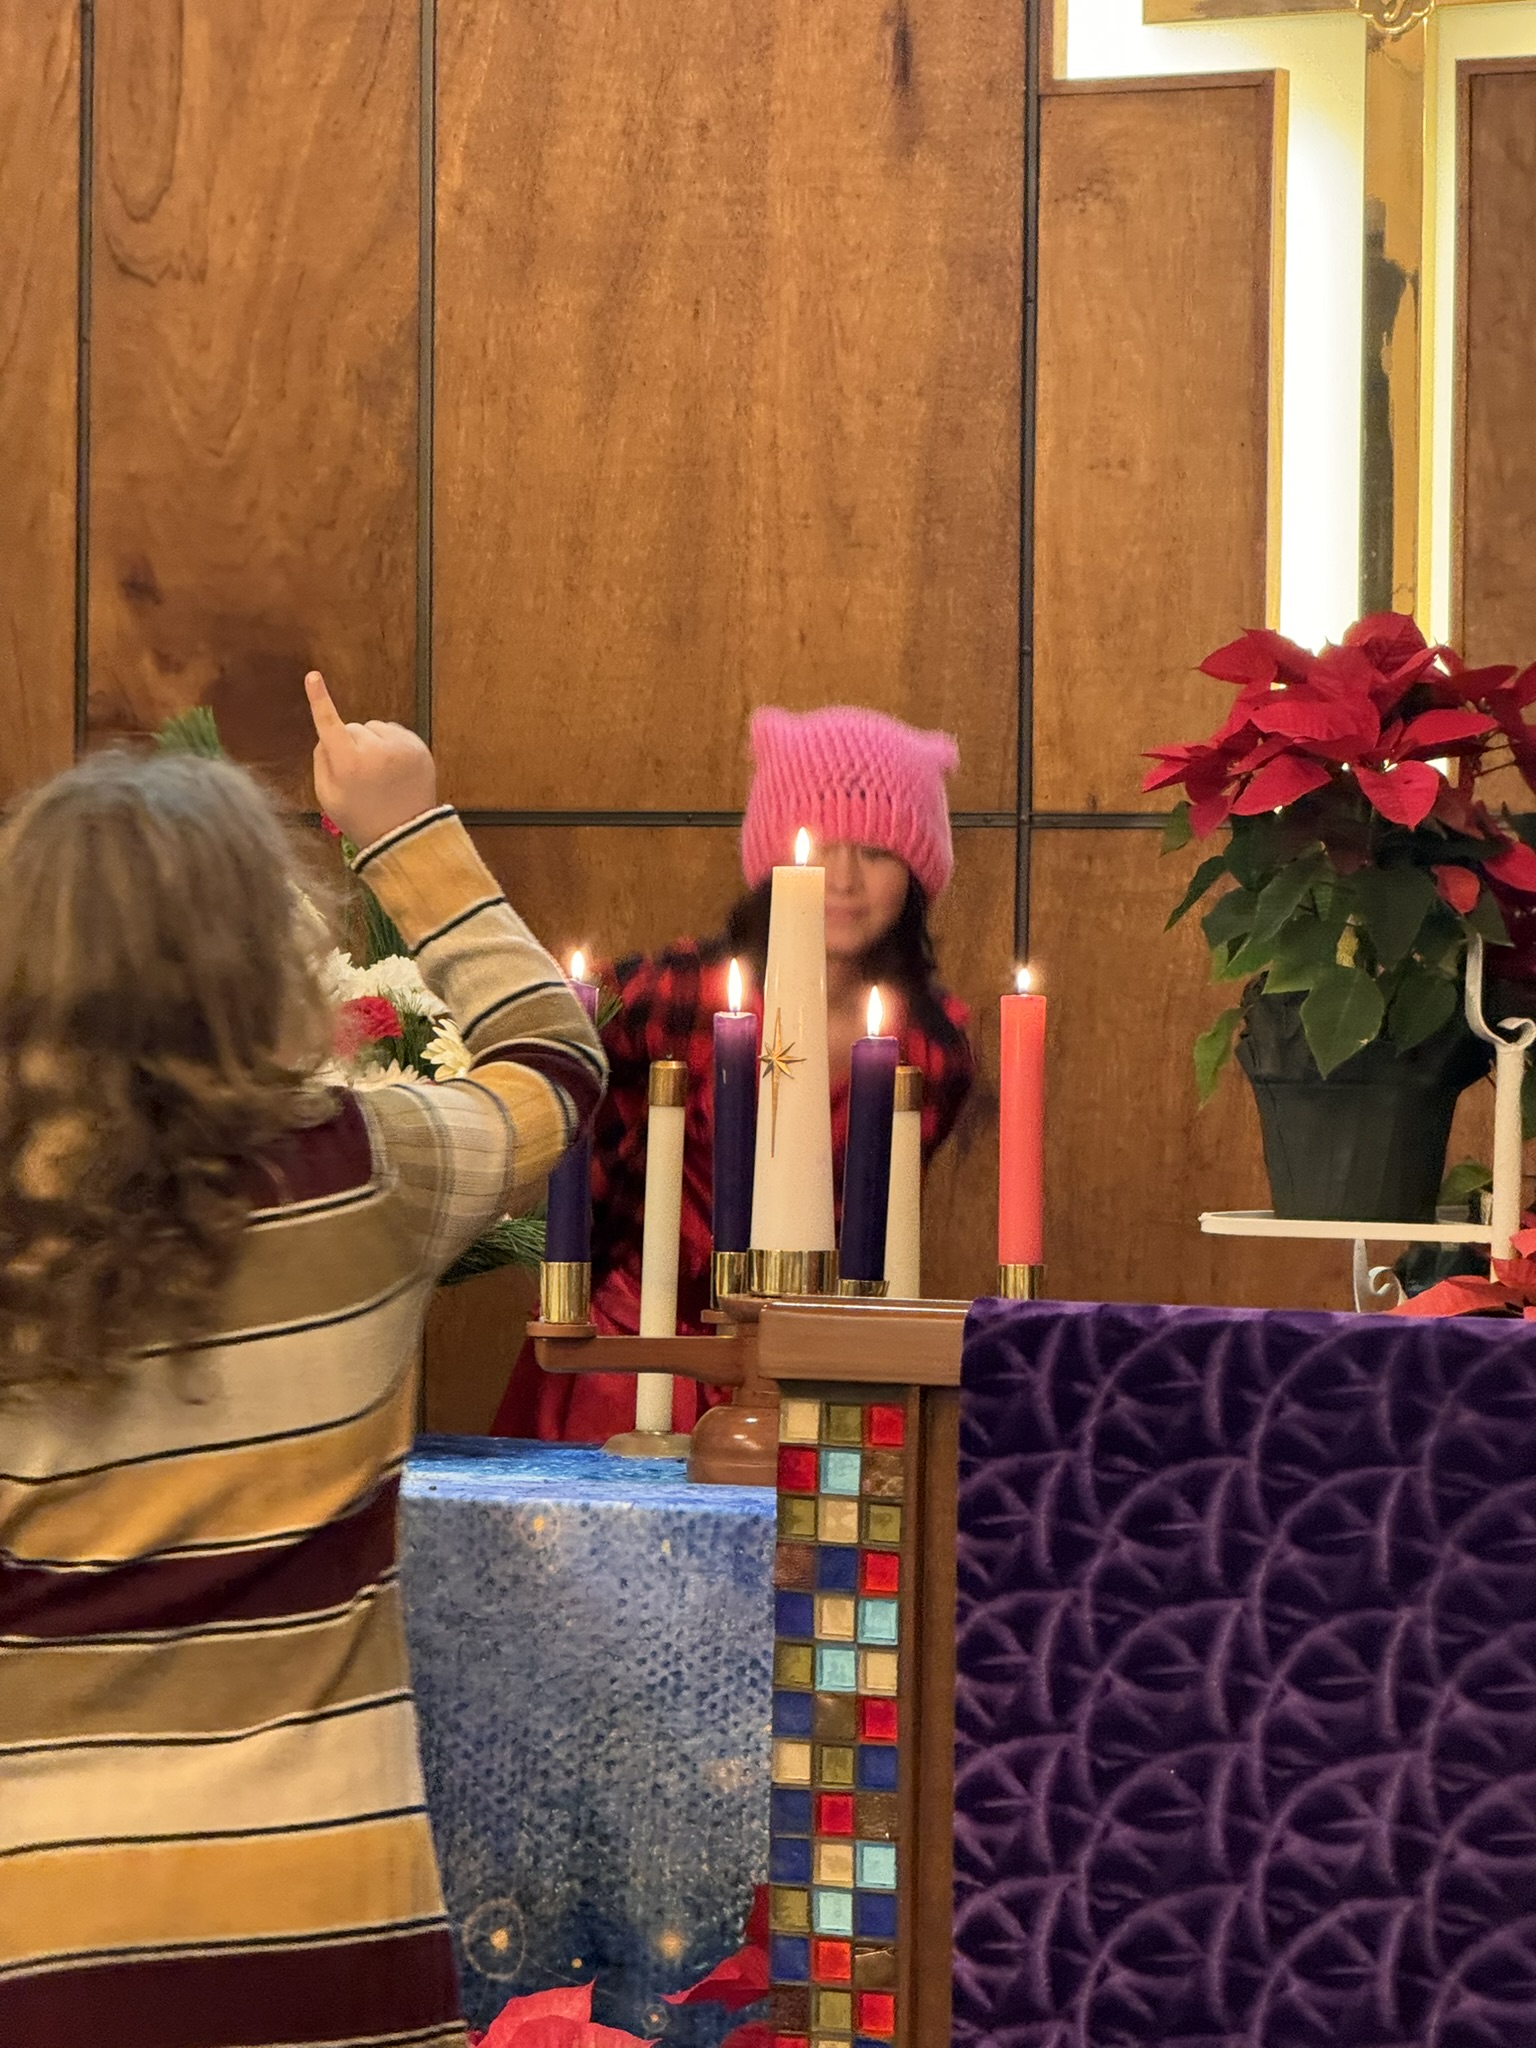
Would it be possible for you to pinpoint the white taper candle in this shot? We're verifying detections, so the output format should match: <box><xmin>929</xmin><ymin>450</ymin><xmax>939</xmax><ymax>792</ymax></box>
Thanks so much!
<box><xmin>636</xmin><ymin>1060</ymin><xmax>687</xmax><ymax>1432</ymax></box>
<box><xmin>883</xmin><ymin>1065</ymin><xmax>923</xmax><ymax>1297</ymax></box>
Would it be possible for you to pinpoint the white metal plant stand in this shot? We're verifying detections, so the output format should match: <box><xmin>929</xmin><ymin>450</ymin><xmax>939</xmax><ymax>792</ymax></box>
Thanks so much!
<box><xmin>1200</xmin><ymin>935</ymin><xmax>1536</xmax><ymax>1311</ymax></box>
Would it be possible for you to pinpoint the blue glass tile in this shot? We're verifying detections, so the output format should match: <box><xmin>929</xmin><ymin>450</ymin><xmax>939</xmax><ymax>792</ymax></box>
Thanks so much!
<box><xmin>857</xmin><ymin>1596</ymin><xmax>900</xmax><ymax>1645</ymax></box>
<box><xmin>772</xmin><ymin>1787</ymin><xmax>813</xmax><ymax>1836</ymax></box>
<box><xmin>771</xmin><ymin>1835</ymin><xmax>813</xmax><ymax>1884</ymax></box>
<box><xmin>770</xmin><ymin>1933</ymin><xmax>810</xmax><ymax>1982</ymax></box>
<box><xmin>773</xmin><ymin>1690</ymin><xmax>815</xmax><ymax>1736</ymax></box>
<box><xmin>816</xmin><ymin>1545</ymin><xmax>860</xmax><ymax>1591</ymax></box>
<box><xmin>776</xmin><ymin>1590</ymin><xmax>815</xmax><ymax>1640</ymax></box>
<box><xmin>855</xmin><ymin>1892</ymin><xmax>898</xmax><ymax>1938</ymax></box>
<box><xmin>856</xmin><ymin>1745</ymin><xmax>899</xmax><ymax>1791</ymax></box>
<box><xmin>816</xmin><ymin>1645</ymin><xmax>858</xmax><ymax>1693</ymax></box>
<box><xmin>820</xmin><ymin>1449</ymin><xmax>863</xmax><ymax>1496</ymax></box>
<box><xmin>857</xmin><ymin>1842</ymin><xmax>898</xmax><ymax>1890</ymax></box>
<box><xmin>813</xmin><ymin>1886</ymin><xmax>855</xmax><ymax>1934</ymax></box>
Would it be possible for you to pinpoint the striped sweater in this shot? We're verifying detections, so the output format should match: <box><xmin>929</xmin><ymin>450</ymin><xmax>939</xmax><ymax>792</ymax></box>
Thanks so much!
<box><xmin>0</xmin><ymin>808</ymin><xmax>606</xmax><ymax>2048</ymax></box>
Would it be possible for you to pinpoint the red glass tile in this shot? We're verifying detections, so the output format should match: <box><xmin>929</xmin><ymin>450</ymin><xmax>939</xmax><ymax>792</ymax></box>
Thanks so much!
<box><xmin>816</xmin><ymin>1792</ymin><xmax>856</xmax><ymax>1835</ymax></box>
<box><xmin>812</xmin><ymin>1938</ymin><xmax>853</xmax><ymax>1982</ymax></box>
<box><xmin>859</xmin><ymin>1550</ymin><xmax>901</xmax><ymax>1595</ymax></box>
<box><xmin>772</xmin><ymin>2037</ymin><xmax>809</xmax><ymax>2048</ymax></box>
<box><xmin>778</xmin><ymin>1447</ymin><xmax>820</xmax><ymax>1494</ymax></box>
<box><xmin>865</xmin><ymin>1404</ymin><xmax>905</xmax><ymax>1448</ymax></box>
<box><xmin>858</xmin><ymin>1697</ymin><xmax>899</xmax><ymax>1742</ymax></box>
<box><xmin>857</xmin><ymin>1989</ymin><xmax>898</xmax><ymax>2035</ymax></box>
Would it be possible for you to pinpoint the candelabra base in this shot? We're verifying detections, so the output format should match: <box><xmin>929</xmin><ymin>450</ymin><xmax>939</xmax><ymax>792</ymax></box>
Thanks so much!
<box><xmin>604</xmin><ymin>1429</ymin><xmax>693</xmax><ymax>1460</ymax></box>
<box><xmin>997</xmin><ymin>1262</ymin><xmax>1045</xmax><ymax>1300</ymax></box>
<box><xmin>687</xmin><ymin>1388</ymin><xmax>779</xmax><ymax>1488</ymax></box>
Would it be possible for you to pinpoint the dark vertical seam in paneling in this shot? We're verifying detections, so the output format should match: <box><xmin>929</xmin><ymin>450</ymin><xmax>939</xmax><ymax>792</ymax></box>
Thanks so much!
<box><xmin>73</xmin><ymin>0</ymin><xmax>95</xmax><ymax>758</ymax></box>
<box><xmin>1015</xmin><ymin>0</ymin><xmax>1041</xmax><ymax>963</ymax></box>
<box><xmin>415</xmin><ymin>0</ymin><xmax>437</xmax><ymax>743</ymax></box>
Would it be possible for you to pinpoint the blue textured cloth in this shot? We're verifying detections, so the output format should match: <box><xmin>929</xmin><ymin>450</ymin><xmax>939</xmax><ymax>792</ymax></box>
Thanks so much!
<box><xmin>400</xmin><ymin>1436</ymin><xmax>774</xmax><ymax>2039</ymax></box>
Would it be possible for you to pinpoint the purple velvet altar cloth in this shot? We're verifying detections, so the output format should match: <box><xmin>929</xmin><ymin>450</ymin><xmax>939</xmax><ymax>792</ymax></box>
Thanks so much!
<box><xmin>953</xmin><ymin>1298</ymin><xmax>1536</xmax><ymax>2048</ymax></box>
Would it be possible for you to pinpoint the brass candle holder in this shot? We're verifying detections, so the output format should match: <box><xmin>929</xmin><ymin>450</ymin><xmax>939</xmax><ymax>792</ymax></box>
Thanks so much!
<box><xmin>539</xmin><ymin>1259</ymin><xmax>592</xmax><ymax>1328</ymax></box>
<box><xmin>997</xmin><ymin>1262</ymin><xmax>1045</xmax><ymax>1300</ymax></box>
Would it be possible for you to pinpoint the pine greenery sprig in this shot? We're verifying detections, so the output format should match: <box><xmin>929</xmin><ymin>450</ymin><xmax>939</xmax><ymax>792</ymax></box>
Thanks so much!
<box><xmin>155</xmin><ymin>705</ymin><xmax>226</xmax><ymax>759</ymax></box>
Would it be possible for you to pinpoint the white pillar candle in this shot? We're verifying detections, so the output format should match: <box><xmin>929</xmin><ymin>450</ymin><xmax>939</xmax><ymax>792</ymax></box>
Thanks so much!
<box><xmin>884</xmin><ymin>1065</ymin><xmax>923</xmax><ymax>1297</ymax></box>
<box><xmin>636</xmin><ymin>1059</ymin><xmax>687</xmax><ymax>1432</ymax></box>
<box><xmin>1491</xmin><ymin>1037</ymin><xmax>1525</xmax><ymax>1263</ymax></box>
<box><xmin>750</xmin><ymin>831</ymin><xmax>836</xmax><ymax>1261</ymax></box>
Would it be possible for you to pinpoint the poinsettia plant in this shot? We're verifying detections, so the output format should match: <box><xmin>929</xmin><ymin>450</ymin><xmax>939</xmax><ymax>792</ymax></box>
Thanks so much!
<box><xmin>1390</xmin><ymin>1222</ymin><xmax>1536</xmax><ymax>1318</ymax></box>
<box><xmin>1144</xmin><ymin>613</ymin><xmax>1536</xmax><ymax>1095</ymax></box>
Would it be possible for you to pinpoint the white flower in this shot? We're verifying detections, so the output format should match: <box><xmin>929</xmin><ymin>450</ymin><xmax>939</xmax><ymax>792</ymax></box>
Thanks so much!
<box><xmin>353</xmin><ymin>953</ymin><xmax>448</xmax><ymax>1020</ymax></box>
<box><xmin>423</xmin><ymin>1022</ymin><xmax>472</xmax><ymax>1080</ymax></box>
<box><xmin>350</xmin><ymin>1058</ymin><xmax>427</xmax><ymax>1091</ymax></box>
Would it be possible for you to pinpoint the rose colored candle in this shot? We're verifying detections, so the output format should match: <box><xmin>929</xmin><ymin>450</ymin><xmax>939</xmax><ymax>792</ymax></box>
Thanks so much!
<box><xmin>840</xmin><ymin>987</ymin><xmax>899</xmax><ymax>1285</ymax></box>
<box><xmin>544</xmin><ymin>951</ymin><xmax>599</xmax><ymax>1264</ymax></box>
<box><xmin>998</xmin><ymin>966</ymin><xmax>1046</xmax><ymax>1267</ymax></box>
<box><xmin>712</xmin><ymin>958</ymin><xmax>759</xmax><ymax>1254</ymax></box>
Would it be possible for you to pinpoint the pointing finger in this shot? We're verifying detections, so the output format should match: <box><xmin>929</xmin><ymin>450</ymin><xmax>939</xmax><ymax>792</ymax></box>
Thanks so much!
<box><xmin>304</xmin><ymin>671</ymin><xmax>347</xmax><ymax>744</ymax></box>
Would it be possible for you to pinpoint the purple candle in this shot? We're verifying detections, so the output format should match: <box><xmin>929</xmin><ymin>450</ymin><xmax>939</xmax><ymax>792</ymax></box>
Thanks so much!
<box><xmin>712</xmin><ymin>958</ymin><xmax>759</xmax><ymax>1253</ymax></box>
<box><xmin>544</xmin><ymin>953</ymin><xmax>599</xmax><ymax>1263</ymax></box>
<box><xmin>840</xmin><ymin>986</ymin><xmax>899</xmax><ymax>1284</ymax></box>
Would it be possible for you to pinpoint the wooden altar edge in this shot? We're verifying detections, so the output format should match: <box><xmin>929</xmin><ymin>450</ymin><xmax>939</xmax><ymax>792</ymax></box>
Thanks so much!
<box><xmin>757</xmin><ymin>1299</ymin><xmax>967</xmax><ymax>1386</ymax></box>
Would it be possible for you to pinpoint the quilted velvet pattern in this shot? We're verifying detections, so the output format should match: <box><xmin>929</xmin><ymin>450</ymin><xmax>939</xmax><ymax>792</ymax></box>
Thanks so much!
<box><xmin>953</xmin><ymin>1298</ymin><xmax>1536</xmax><ymax>2048</ymax></box>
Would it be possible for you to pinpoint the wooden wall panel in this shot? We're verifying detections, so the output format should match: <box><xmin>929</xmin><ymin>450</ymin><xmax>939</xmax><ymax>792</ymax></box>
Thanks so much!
<box><xmin>87</xmin><ymin>0</ymin><xmax>419</xmax><ymax>794</ymax></box>
<box><xmin>1033</xmin><ymin>77</ymin><xmax>1281</xmax><ymax>815</ymax></box>
<box><xmin>0</xmin><ymin>0</ymin><xmax>78</xmax><ymax>801</ymax></box>
<box><xmin>434</xmin><ymin>0</ymin><xmax>1022</xmax><ymax>812</ymax></box>
<box><xmin>1455</xmin><ymin>61</ymin><xmax>1536</xmax><ymax>665</ymax></box>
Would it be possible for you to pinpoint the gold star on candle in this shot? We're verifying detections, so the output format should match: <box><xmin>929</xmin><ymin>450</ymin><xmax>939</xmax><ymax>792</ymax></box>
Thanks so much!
<box><xmin>760</xmin><ymin>1007</ymin><xmax>804</xmax><ymax>1156</ymax></box>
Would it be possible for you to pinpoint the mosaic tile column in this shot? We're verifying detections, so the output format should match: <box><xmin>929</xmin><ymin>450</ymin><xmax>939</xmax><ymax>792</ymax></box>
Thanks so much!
<box><xmin>769</xmin><ymin>1388</ymin><xmax>918</xmax><ymax>2048</ymax></box>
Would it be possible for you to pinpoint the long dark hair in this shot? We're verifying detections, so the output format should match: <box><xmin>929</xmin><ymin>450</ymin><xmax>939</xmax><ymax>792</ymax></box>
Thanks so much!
<box><xmin>709</xmin><ymin>875</ymin><xmax>955</xmax><ymax>1041</ymax></box>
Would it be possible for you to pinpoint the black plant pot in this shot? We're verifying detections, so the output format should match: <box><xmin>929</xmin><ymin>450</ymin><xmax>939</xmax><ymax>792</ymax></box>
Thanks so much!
<box><xmin>1235</xmin><ymin>990</ymin><xmax>1493</xmax><ymax>1223</ymax></box>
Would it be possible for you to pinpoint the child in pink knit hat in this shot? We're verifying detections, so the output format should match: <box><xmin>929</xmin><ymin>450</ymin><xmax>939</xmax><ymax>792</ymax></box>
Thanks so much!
<box><xmin>495</xmin><ymin>704</ymin><xmax>976</xmax><ymax>1445</ymax></box>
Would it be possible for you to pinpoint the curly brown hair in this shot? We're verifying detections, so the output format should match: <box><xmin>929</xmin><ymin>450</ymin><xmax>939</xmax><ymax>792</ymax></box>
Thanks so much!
<box><xmin>0</xmin><ymin>750</ymin><xmax>338</xmax><ymax>1395</ymax></box>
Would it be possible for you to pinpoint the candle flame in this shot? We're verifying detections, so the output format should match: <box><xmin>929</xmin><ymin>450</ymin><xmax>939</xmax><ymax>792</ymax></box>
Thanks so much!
<box><xmin>867</xmin><ymin>985</ymin><xmax>884</xmax><ymax>1037</ymax></box>
<box><xmin>728</xmin><ymin>956</ymin><xmax>743</xmax><ymax>1014</ymax></box>
<box><xmin>570</xmin><ymin>949</ymin><xmax>586</xmax><ymax>983</ymax></box>
<box><xmin>795</xmin><ymin>827</ymin><xmax>811</xmax><ymax>866</ymax></box>
<box><xmin>1015</xmin><ymin>965</ymin><xmax>1032</xmax><ymax>995</ymax></box>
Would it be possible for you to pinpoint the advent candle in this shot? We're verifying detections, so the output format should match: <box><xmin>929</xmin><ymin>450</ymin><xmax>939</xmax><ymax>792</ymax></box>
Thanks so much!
<box><xmin>636</xmin><ymin>1059</ymin><xmax>687</xmax><ymax>1433</ymax></box>
<box><xmin>712</xmin><ymin>958</ymin><xmax>759</xmax><ymax>1302</ymax></box>
<box><xmin>544</xmin><ymin>951</ymin><xmax>599</xmax><ymax>1268</ymax></box>
<box><xmin>998</xmin><ymin>965</ymin><xmax>1046</xmax><ymax>1274</ymax></box>
<box><xmin>840</xmin><ymin>986</ymin><xmax>899</xmax><ymax>1290</ymax></box>
<box><xmin>749</xmin><ymin>828</ymin><xmax>836</xmax><ymax>1293</ymax></box>
<box><xmin>884</xmin><ymin>1065</ymin><xmax>923</xmax><ymax>1298</ymax></box>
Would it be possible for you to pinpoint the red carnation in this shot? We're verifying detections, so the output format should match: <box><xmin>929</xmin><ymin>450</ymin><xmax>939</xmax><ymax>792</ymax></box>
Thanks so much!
<box><xmin>334</xmin><ymin>994</ymin><xmax>402</xmax><ymax>1057</ymax></box>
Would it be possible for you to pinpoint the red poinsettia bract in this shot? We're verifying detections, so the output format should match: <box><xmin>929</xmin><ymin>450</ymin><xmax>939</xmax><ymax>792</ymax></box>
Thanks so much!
<box><xmin>663</xmin><ymin>1885</ymin><xmax>770</xmax><ymax>2046</ymax></box>
<box><xmin>468</xmin><ymin>1983</ymin><xmax>655</xmax><ymax>2047</ymax></box>
<box><xmin>1391</xmin><ymin>1226</ymin><xmax>1536</xmax><ymax>1319</ymax></box>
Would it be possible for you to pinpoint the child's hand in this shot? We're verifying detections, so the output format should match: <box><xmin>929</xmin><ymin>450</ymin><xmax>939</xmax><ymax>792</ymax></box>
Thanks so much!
<box><xmin>305</xmin><ymin>671</ymin><xmax>438</xmax><ymax>850</ymax></box>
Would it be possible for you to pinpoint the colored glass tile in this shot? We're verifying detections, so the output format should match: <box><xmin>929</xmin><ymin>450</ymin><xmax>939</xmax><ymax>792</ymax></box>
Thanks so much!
<box><xmin>816</xmin><ymin>1545</ymin><xmax>859</xmax><ymax>1592</ymax></box>
<box><xmin>812</xmin><ymin>1937</ymin><xmax>853</xmax><ymax>1982</ymax></box>
<box><xmin>820</xmin><ymin>1449</ymin><xmax>863</xmax><ymax>1497</ymax></box>
<box><xmin>854</xmin><ymin>1892</ymin><xmax>898</xmax><ymax>1939</ymax></box>
<box><xmin>772</xmin><ymin>1836</ymin><xmax>813</xmax><ymax>1883</ymax></box>
<box><xmin>817</xmin><ymin>1744</ymin><xmax>856</xmax><ymax>1787</ymax></box>
<box><xmin>819</xmin><ymin>1498</ymin><xmax>860</xmax><ymax>1545</ymax></box>
<box><xmin>775</xmin><ymin>1543</ymin><xmax>816</xmax><ymax>1590</ymax></box>
<box><xmin>859</xmin><ymin>1550</ymin><xmax>900</xmax><ymax>1596</ymax></box>
<box><xmin>865</xmin><ymin>1403</ymin><xmax>905</xmax><ymax>1447</ymax></box>
<box><xmin>859</xmin><ymin>1451</ymin><xmax>905</xmax><ymax>1501</ymax></box>
<box><xmin>856</xmin><ymin>1991</ymin><xmax>896</xmax><ymax>2035</ymax></box>
<box><xmin>779</xmin><ymin>1447</ymin><xmax>819</xmax><ymax>1494</ymax></box>
<box><xmin>774</xmin><ymin>1691</ymin><xmax>814</xmax><ymax>1736</ymax></box>
<box><xmin>813</xmin><ymin>1886</ymin><xmax>855</xmax><ymax>1935</ymax></box>
<box><xmin>771</xmin><ymin>1886</ymin><xmax>811</xmax><ymax>1932</ymax></box>
<box><xmin>817</xmin><ymin>1792</ymin><xmax>855</xmax><ymax>1835</ymax></box>
<box><xmin>813</xmin><ymin>1693</ymin><xmax>857</xmax><ymax>1742</ymax></box>
<box><xmin>858</xmin><ymin>1697</ymin><xmax>898</xmax><ymax>1743</ymax></box>
<box><xmin>856</xmin><ymin>1842</ymin><xmax>898</xmax><ymax>1890</ymax></box>
<box><xmin>816</xmin><ymin>1594</ymin><xmax>856</xmax><ymax>1641</ymax></box>
<box><xmin>773</xmin><ymin>1740</ymin><xmax>813</xmax><ymax>1786</ymax></box>
<box><xmin>770</xmin><ymin>1933</ymin><xmax>810</xmax><ymax>1982</ymax></box>
<box><xmin>775</xmin><ymin>1642</ymin><xmax>814</xmax><ymax>1689</ymax></box>
<box><xmin>856</xmin><ymin>1598</ymin><xmax>899</xmax><ymax>1646</ymax></box>
<box><xmin>855</xmin><ymin>1792</ymin><xmax>899</xmax><ymax>1837</ymax></box>
<box><xmin>815</xmin><ymin>1989</ymin><xmax>854</xmax><ymax>2031</ymax></box>
<box><xmin>771</xmin><ymin>2037</ymin><xmax>809</xmax><ymax>2048</ymax></box>
<box><xmin>859</xmin><ymin>1648</ymin><xmax>899</xmax><ymax>1695</ymax></box>
<box><xmin>814</xmin><ymin>1840</ymin><xmax>855</xmax><ymax>1886</ymax></box>
<box><xmin>770</xmin><ymin>1985</ymin><xmax>810</xmax><ymax>2028</ymax></box>
<box><xmin>776</xmin><ymin>1591</ymin><xmax>815</xmax><ymax>1641</ymax></box>
<box><xmin>853</xmin><ymin>1945</ymin><xmax>897</xmax><ymax>1989</ymax></box>
<box><xmin>856</xmin><ymin>1745</ymin><xmax>898</xmax><ymax>1791</ymax></box>
<box><xmin>825</xmin><ymin>1403</ymin><xmax>865</xmax><ymax>1445</ymax></box>
<box><xmin>815</xmin><ymin>1646</ymin><xmax>858</xmax><ymax>1692</ymax></box>
<box><xmin>779</xmin><ymin>1496</ymin><xmax>818</xmax><ymax>1540</ymax></box>
<box><xmin>780</xmin><ymin>1398</ymin><xmax>822</xmax><ymax>1444</ymax></box>
<box><xmin>771</xmin><ymin>1788</ymin><xmax>813</xmax><ymax>1836</ymax></box>
<box><xmin>863</xmin><ymin>1503</ymin><xmax>902</xmax><ymax>1546</ymax></box>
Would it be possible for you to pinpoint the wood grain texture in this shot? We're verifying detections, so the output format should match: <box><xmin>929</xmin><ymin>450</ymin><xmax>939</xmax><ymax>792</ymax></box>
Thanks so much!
<box><xmin>1455</xmin><ymin>61</ymin><xmax>1536</xmax><ymax>666</ymax></box>
<box><xmin>1033</xmin><ymin>76</ymin><xmax>1281</xmax><ymax>815</ymax></box>
<box><xmin>423</xmin><ymin>1263</ymin><xmax>536</xmax><ymax>1434</ymax></box>
<box><xmin>0</xmin><ymin>0</ymin><xmax>79</xmax><ymax>800</ymax></box>
<box><xmin>87</xmin><ymin>0</ymin><xmax>419</xmax><ymax>793</ymax></box>
<box><xmin>434</xmin><ymin>0</ymin><xmax>1022</xmax><ymax>812</ymax></box>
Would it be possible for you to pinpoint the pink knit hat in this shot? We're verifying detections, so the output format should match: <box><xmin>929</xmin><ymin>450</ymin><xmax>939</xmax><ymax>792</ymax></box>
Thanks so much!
<box><xmin>741</xmin><ymin>706</ymin><xmax>959</xmax><ymax>901</ymax></box>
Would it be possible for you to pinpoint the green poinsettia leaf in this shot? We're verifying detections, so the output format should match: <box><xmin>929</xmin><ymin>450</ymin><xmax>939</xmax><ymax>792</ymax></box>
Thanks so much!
<box><xmin>1439</xmin><ymin>1158</ymin><xmax>1493</xmax><ymax>1206</ymax></box>
<box><xmin>1301</xmin><ymin>964</ymin><xmax>1385</xmax><ymax>1076</ymax></box>
<box><xmin>155</xmin><ymin>705</ymin><xmax>226</xmax><ymax>759</ymax></box>
<box><xmin>1166</xmin><ymin>854</ymin><xmax>1229</xmax><ymax>931</ymax></box>
<box><xmin>1523</xmin><ymin>1060</ymin><xmax>1536</xmax><ymax>1143</ymax></box>
<box><xmin>1259</xmin><ymin>914</ymin><xmax>1346</xmax><ymax>995</ymax></box>
<box><xmin>1348</xmin><ymin>864</ymin><xmax>1437</xmax><ymax>972</ymax></box>
<box><xmin>1249</xmin><ymin>853</ymin><xmax>1327</xmax><ymax>951</ymax></box>
<box><xmin>1161</xmin><ymin>801</ymin><xmax>1193</xmax><ymax>853</ymax></box>
<box><xmin>1193</xmin><ymin>1007</ymin><xmax>1242</xmax><ymax>1105</ymax></box>
<box><xmin>1201</xmin><ymin>886</ymin><xmax>1258</xmax><ymax>953</ymax></box>
<box><xmin>1387</xmin><ymin>968</ymin><xmax>1458</xmax><ymax>1051</ymax></box>
<box><xmin>1467</xmin><ymin>888</ymin><xmax>1511</xmax><ymax>946</ymax></box>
